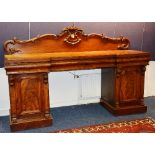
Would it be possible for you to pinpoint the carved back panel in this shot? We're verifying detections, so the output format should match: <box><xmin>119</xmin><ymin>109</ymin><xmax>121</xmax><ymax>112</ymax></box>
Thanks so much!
<box><xmin>4</xmin><ymin>26</ymin><xmax>130</xmax><ymax>55</ymax></box>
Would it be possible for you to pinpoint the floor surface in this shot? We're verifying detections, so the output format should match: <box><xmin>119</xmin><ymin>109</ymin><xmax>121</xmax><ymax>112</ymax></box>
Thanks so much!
<box><xmin>0</xmin><ymin>97</ymin><xmax>155</xmax><ymax>133</ymax></box>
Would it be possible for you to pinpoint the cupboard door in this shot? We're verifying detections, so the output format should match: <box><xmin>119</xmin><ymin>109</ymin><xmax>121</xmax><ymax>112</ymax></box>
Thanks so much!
<box><xmin>8</xmin><ymin>73</ymin><xmax>52</xmax><ymax>131</ymax></box>
<box><xmin>118</xmin><ymin>67</ymin><xmax>143</xmax><ymax>106</ymax></box>
<box><xmin>9</xmin><ymin>73</ymin><xmax>50</xmax><ymax>120</ymax></box>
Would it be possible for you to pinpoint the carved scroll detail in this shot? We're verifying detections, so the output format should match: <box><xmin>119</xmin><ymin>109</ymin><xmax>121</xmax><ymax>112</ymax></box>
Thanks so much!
<box><xmin>117</xmin><ymin>36</ymin><xmax>130</xmax><ymax>50</ymax></box>
<box><xmin>140</xmin><ymin>66</ymin><xmax>146</xmax><ymax>75</ymax></box>
<box><xmin>43</xmin><ymin>74</ymin><xmax>48</xmax><ymax>84</ymax></box>
<box><xmin>9</xmin><ymin>75</ymin><xmax>15</xmax><ymax>87</ymax></box>
<box><xmin>116</xmin><ymin>68</ymin><xmax>126</xmax><ymax>78</ymax></box>
<box><xmin>4</xmin><ymin>38</ymin><xmax>22</xmax><ymax>55</ymax></box>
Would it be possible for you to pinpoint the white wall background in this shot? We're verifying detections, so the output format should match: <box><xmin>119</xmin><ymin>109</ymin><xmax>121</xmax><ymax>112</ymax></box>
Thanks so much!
<box><xmin>0</xmin><ymin>61</ymin><xmax>155</xmax><ymax>116</ymax></box>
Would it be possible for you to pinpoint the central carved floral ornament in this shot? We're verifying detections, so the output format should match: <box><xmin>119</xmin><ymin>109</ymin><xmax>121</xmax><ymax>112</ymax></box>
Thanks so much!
<box><xmin>63</xmin><ymin>26</ymin><xmax>83</xmax><ymax>45</ymax></box>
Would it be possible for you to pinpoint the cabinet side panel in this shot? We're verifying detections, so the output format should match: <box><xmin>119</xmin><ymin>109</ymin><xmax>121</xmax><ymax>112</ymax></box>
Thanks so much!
<box><xmin>101</xmin><ymin>68</ymin><xmax>115</xmax><ymax>106</ymax></box>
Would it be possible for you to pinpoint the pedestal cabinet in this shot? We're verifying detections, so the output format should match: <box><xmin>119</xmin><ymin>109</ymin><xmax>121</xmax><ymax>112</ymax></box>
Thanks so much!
<box><xmin>100</xmin><ymin>66</ymin><xmax>147</xmax><ymax>115</ymax></box>
<box><xmin>8</xmin><ymin>73</ymin><xmax>53</xmax><ymax>131</ymax></box>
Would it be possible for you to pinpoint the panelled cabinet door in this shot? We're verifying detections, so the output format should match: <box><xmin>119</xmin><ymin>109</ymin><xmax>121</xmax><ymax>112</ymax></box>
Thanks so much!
<box><xmin>118</xmin><ymin>67</ymin><xmax>143</xmax><ymax>107</ymax></box>
<box><xmin>8</xmin><ymin>73</ymin><xmax>52</xmax><ymax>131</ymax></box>
<box><xmin>16</xmin><ymin>74</ymin><xmax>44</xmax><ymax>118</ymax></box>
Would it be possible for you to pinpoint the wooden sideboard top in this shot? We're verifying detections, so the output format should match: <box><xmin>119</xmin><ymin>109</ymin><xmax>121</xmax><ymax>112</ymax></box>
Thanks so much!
<box><xmin>5</xmin><ymin>49</ymin><xmax>150</xmax><ymax>74</ymax></box>
<box><xmin>5</xmin><ymin>50</ymin><xmax>150</xmax><ymax>61</ymax></box>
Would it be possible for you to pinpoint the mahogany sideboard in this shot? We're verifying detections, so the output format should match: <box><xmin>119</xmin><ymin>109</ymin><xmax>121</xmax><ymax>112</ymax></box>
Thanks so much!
<box><xmin>4</xmin><ymin>26</ymin><xmax>150</xmax><ymax>131</ymax></box>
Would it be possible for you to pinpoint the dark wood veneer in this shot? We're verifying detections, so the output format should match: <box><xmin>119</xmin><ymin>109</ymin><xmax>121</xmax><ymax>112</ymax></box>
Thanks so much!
<box><xmin>4</xmin><ymin>26</ymin><xmax>150</xmax><ymax>131</ymax></box>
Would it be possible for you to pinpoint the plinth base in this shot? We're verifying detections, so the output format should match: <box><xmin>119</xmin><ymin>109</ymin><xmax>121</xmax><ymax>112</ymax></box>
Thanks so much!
<box><xmin>10</xmin><ymin>115</ymin><xmax>53</xmax><ymax>132</ymax></box>
<box><xmin>100</xmin><ymin>99</ymin><xmax>147</xmax><ymax>116</ymax></box>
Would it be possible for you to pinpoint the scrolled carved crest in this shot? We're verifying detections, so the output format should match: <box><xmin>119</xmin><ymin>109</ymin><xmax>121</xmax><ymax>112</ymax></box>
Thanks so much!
<box><xmin>4</xmin><ymin>25</ymin><xmax>130</xmax><ymax>55</ymax></box>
